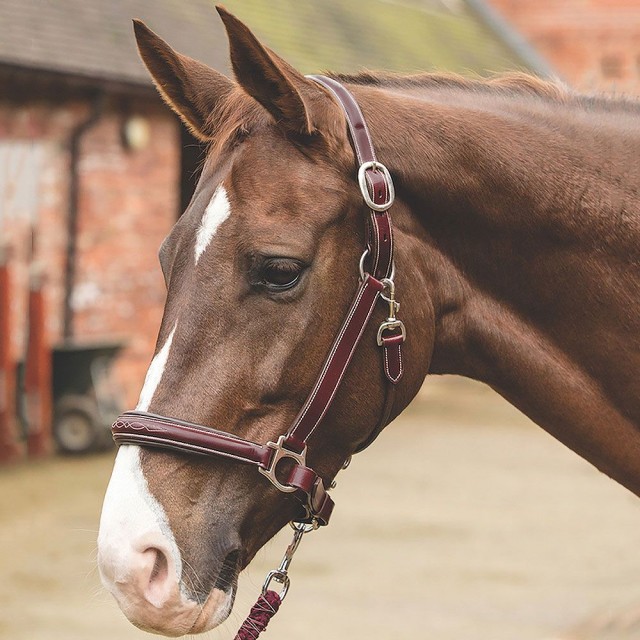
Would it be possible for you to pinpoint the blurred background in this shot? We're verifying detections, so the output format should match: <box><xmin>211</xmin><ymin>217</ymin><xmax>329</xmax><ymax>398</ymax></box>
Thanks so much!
<box><xmin>1</xmin><ymin>1</ymin><xmax>640</xmax><ymax>639</ymax></box>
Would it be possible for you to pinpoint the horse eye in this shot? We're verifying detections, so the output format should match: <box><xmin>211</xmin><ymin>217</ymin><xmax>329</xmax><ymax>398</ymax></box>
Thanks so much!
<box><xmin>260</xmin><ymin>259</ymin><xmax>304</xmax><ymax>292</ymax></box>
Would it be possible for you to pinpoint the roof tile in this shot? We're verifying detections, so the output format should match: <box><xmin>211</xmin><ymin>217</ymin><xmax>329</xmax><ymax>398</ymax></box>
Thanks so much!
<box><xmin>0</xmin><ymin>0</ymin><xmax>529</xmax><ymax>86</ymax></box>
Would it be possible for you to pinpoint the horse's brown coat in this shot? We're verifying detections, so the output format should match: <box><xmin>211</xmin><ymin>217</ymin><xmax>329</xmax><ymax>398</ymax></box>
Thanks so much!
<box><xmin>117</xmin><ymin>5</ymin><xmax>640</xmax><ymax>631</ymax></box>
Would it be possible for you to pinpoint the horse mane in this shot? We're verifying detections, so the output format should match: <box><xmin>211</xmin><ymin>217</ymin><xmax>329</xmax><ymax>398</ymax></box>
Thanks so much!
<box><xmin>206</xmin><ymin>71</ymin><xmax>640</xmax><ymax>154</ymax></box>
<box><xmin>329</xmin><ymin>70</ymin><xmax>640</xmax><ymax>113</ymax></box>
<box><xmin>329</xmin><ymin>70</ymin><xmax>567</xmax><ymax>100</ymax></box>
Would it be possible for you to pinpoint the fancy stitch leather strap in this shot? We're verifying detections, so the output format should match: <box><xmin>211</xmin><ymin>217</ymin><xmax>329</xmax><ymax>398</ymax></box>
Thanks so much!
<box><xmin>111</xmin><ymin>76</ymin><xmax>404</xmax><ymax>526</ymax></box>
<box><xmin>111</xmin><ymin>277</ymin><xmax>385</xmax><ymax>525</ymax></box>
<box><xmin>112</xmin><ymin>411</ymin><xmax>335</xmax><ymax>525</ymax></box>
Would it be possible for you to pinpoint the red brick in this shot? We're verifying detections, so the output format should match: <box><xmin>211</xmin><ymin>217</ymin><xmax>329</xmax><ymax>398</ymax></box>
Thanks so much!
<box><xmin>490</xmin><ymin>0</ymin><xmax>640</xmax><ymax>93</ymax></box>
<box><xmin>1</xmin><ymin>94</ymin><xmax>179</xmax><ymax>409</ymax></box>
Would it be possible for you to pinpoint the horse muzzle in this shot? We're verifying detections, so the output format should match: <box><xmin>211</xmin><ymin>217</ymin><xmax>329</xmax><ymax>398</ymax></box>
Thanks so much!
<box><xmin>97</xmin><ymin>444</ymin><xmax>236</xmax><ymax>636</ymax></box>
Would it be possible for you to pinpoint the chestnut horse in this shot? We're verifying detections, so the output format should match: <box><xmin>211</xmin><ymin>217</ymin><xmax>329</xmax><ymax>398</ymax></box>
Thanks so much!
<box><xmin>97</xmin><ymin>6</ymin><xmax>640</xmax><ymax>636</ymax></box>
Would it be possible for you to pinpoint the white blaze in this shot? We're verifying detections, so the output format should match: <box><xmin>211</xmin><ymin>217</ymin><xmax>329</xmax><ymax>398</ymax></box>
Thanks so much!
<box><xmin>97</xmin><ymin>256</ymin><xmax>237</xmax><ymax>631</ymax></box>
<box><xmin>195</xmin><ymin>185</ymin><xmax>231</xmax><ymax>263</ymax></box>
<box><xmin>98</xmin><ymin>186</ymin><xmax>236</xmax><ymax>631</ymax></box>
<box><xmin>98</xmin><ymin>445</ymin><xmax>183</xmax><ymax>601</ymax></box>
<box><xmin>136</xmin><ymin>323</ymin><xmax>177</xmax><ymax>412</ymax></box>
<box><xmin>99</xmin><ymin>322</ymin><xmax>184</xmax><ymax>609</ymax></box>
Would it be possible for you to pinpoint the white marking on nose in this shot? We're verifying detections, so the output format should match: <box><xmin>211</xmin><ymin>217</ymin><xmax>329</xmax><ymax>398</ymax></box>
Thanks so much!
<box><xmin>136</xmin><ymin>323</ymin><xmax>177</xmax><ymax>412</ymax></box>
<box><xmin>98</xmin><ymin>444</ymin><xmax>235</xmax><ymax>633</ymax></box>
<box><xmin>195</xmin><ymin>185</ymin><xmax>231</xmax><ymax>264</ymax></box>
<box><xmin>98</xmin><ymin>445</ymin><xmax>183</xmax><ymax>605</ymax></box>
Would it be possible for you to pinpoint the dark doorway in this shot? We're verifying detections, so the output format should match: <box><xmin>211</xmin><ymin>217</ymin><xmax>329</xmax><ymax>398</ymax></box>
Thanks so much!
<box><xmin>179</xmin><ymin>122</ymin><xmax>206</xmax><ymax>216</ymax></box>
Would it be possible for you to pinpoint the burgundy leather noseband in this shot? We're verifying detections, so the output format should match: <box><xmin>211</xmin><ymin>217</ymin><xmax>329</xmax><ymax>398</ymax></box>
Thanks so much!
<box><xmin>111</xmin><ymin>76</ymin><xmax>406</xmax><ymax>528</ymax></box>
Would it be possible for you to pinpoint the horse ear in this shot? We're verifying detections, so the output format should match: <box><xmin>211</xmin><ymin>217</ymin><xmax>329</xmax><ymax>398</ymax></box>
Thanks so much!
<box><xmin>215</xmin><ymin>6</ymin><xmax>327</xmax><ymax>136</ymax></box>
<box><xmin>133</xmin><ymin>20</ymin><xmax>233</xmax><ymax>141</ymax></box>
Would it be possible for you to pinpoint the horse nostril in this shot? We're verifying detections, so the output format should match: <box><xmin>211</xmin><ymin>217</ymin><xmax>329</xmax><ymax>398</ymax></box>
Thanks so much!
<box><xmin>215</xmin><ymin>549</ymin><xmax>240</xmax><ymax>593</ymax></box>
<box><xmin>149</xmin><ymin>547</ymin><xmax>168</xmax><ymax>582</ymax></box>
<box><xmin>142</xmin><ymin>547</ymin><xmax>172</xmax><ymax>606</ymax></box>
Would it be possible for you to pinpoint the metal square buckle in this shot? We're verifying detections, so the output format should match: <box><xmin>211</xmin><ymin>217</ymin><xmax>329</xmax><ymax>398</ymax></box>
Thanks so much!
<box><xmin>258</xmin><ymin>435</ymin><xmax>307</xmax><ymax>493</ymax></box>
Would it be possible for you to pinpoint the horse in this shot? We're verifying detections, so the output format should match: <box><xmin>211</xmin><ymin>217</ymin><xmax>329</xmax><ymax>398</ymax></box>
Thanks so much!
<box><xmin>97</xmin><ymin>6</ymin><xmax>640</xmax><ymax>636</ymax></box>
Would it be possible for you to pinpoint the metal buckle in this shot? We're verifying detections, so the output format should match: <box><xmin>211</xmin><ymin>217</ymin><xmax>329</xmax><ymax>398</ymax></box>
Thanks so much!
<box><xmin>377</xmin><ymin>320</ymin><xmax>407</xmax><ymax>346</ymax></box>
<box><xmin>357</xmin><ymin>161</ymin><xmax>395</xmax><ymax>211</ymax></box>
<box><xmin>258</xmin><ymin>435</ymin><xmax>307</xmax><ymax>494</ymax></box>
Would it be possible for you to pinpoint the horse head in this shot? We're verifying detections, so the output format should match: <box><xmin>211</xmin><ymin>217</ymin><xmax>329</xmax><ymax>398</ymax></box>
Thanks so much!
<box><xmin>97</xmin><ymin>7</ymin><xmax>431</xmax><ymax>635</ymax></box>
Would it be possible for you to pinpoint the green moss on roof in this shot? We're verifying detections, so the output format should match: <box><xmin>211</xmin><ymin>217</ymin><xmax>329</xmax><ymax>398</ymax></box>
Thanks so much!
<box><xmin>222</xmin><ymin>0</ymin><xmax>527</xmax><ymax>75</ymax></box>
<box><xmin>0</xmin><ymin>0</ymin><xmax>529</xmax><ymax>86</ymax></box>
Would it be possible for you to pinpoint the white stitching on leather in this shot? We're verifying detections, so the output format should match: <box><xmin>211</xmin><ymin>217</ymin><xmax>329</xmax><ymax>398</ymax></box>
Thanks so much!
<box><xmin>303</xmin><ymin>289</ymin><xmax>381</xmax><ymax>442</ymax></box>
<box><xmin>383</xmin><ymin>343</ymin><xmax>403</xmax><ymax>383</ymax></box>
<box><xmin>290</xmin><ymin>280</ymin><xmax>370</xmax><ymax>432</ymax></box>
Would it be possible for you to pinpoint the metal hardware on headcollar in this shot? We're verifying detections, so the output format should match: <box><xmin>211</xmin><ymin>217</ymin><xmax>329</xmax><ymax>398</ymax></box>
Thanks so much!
<box><xmin>261</xmin><ymin>521</ymin><xmax>316</xmax><ymax>601</ymax></box>
<box><xmin>377</xmin><ymin>278</ymin><xmax>406</xmax><ymax>346</ymax></box>
<box><xmin>359</xmin><ymin>248</ymin><xmax>396</xmax><ymax>283</ymax></box>
<box><xmin>358</xmin><ymin>160</ymin><xmax>395</xmax><ymax>211</ymax></box>
<box><xmin>257</xmin><ymin>435</ymin><xmax>307</xmax><ymax>494</ymax></box>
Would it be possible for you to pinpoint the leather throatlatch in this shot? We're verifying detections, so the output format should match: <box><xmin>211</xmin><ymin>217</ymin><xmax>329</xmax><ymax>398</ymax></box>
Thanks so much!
<box><xmin>109</xmin><ymin>76</ymin><xmax>407</xmax><ymax>636</ymax></box>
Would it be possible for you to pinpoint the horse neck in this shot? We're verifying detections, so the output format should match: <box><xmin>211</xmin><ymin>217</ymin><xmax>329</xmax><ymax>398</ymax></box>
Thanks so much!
<box><xmin>355</xmin><ymin>81</ymin><xmax>640</xmax><ymax>496</ymax></box>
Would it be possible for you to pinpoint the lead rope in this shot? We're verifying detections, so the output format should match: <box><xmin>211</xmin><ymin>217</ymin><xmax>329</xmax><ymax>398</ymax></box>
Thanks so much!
<box><xmin>233</xmin><ymin>522</ymin><xmax>316</xmax><ymax>639</ymax></box>
<box><xmin>233</xmin><ymin>590</ymin><xmax>281</xmax><ymax>640</ymax></box>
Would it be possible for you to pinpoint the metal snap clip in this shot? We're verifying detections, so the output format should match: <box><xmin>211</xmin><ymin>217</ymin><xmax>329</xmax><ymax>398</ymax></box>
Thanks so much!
<box><xmin>377</xmin><ymin>277</ymin><xmax>406</xmax><ymax>345</ymax></box>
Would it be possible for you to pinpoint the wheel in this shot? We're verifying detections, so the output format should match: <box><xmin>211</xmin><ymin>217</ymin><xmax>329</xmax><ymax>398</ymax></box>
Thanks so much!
<box><xmin>54</xmin><ymin>395</ymin><xmax>100</xmax><ymax>454</ymax></box>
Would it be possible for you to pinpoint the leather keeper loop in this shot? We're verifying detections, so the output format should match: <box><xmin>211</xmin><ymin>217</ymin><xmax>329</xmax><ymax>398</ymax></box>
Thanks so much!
<box><xmin>382</xmin><ymin>333</ymin><xmax>404</xmax><ymax>384</ymax></box>
<box><xmin>286</xmin><ymin>466</ymin><xmax>334</xmax><ymax>525</ymax></box>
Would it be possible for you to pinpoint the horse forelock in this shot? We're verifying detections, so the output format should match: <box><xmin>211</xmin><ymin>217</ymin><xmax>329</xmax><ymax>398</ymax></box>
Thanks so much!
<box><xmin>204</xmin><ymin>85</ymin><xmax>266</xmax><ymax>156</ymax></box>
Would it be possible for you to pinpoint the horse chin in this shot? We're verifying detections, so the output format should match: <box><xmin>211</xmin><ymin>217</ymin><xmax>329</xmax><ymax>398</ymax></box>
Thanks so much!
<box><xmin>119</xmin><ymin>584</ymin><xmax>236</xmax><ymax>637</ymax></box>
<box><xmin>185</xmin><ymin>553</ymin><xmax>239</xmax><ymax>634</ymax></box>
<box><xmin>186</xmin><ymin>586</ymin><xmax>236</xmax><ymax>634</ymax></box>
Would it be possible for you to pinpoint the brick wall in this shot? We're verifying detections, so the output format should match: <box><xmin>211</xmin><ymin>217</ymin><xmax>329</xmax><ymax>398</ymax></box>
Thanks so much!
<box><xmin>73</xmin><ymin>102</ymin><xmax>178</xmax><ymax>406</ymax></box>
<box><xmin>0</xmin><ymin>99</ymin><xmax>77</xmax><ymax>358</ymax></box>
<box><xmin>489</xmin><ymin>0</ymin><xmax>640</xmax><ymax>93</ymax></box>
<box><xmin>0</xmin><ymin>91</ymin><xmax>178</xmax><ymax>408</ymax></box>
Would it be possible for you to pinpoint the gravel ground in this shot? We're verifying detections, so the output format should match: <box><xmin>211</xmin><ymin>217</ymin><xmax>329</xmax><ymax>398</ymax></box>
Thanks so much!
<box><xmin>2</xmin><ymin>376</ymin><xmax>640</xmax><ymax>640</ymax></box>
